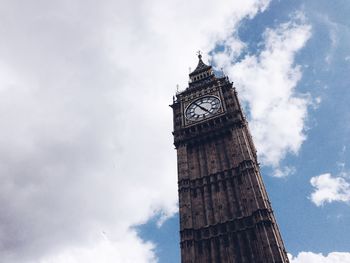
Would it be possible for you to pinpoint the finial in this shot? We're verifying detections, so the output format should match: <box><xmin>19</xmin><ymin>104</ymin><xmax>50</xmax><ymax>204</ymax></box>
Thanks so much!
<box><xmin>197</xmin><ymin>50</ymin><xmax>202</xmax><ymax>60</ymax></box>
<box><xmin>221</xmin><ymin>67</ymin><xmax>225</xmax><ymax>77</ymax></box>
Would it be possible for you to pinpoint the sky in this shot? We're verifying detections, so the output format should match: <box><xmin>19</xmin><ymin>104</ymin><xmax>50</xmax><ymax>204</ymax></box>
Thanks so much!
<box><xmin>0</xmin><ymin>0</ymin><xmax>349</xmax><ymax>262</ymax></box>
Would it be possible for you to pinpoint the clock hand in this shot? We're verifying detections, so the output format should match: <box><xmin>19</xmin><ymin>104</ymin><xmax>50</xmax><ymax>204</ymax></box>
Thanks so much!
<box><xmin>194</xmin><ymin>102</ymin><xmax>210</xmax><ymax>113</ymax></box>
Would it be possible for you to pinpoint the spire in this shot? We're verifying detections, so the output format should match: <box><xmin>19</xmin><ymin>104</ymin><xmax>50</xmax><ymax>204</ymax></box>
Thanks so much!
<box><xmin>197</xmin><ymin>50</ymin><xmax>202</xmax><ymax>60</ymax></box>
<box><xmin>189</xmin><ymin>51</ymin><xmax>212</xmax><ymax>77</ymax></box>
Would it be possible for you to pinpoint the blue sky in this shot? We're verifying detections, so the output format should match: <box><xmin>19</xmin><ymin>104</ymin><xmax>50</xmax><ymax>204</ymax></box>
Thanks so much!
<box><xmin>0</xmin><ymin>0</ymin><xmax>349</xmax><ymax>262</ymax></box>
<box><xmin>139</xmin><ymin>1</ymin><xmax>350</xmax><ymax>262</ymax></box>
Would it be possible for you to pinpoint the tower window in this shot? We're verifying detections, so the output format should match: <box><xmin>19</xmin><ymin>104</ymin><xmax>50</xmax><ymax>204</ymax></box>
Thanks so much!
<box><xmin>192</xmin><ymin>189</ymin><xmax>197</xmax><ymax>198</ymax></box>
<box><xmin>223</xmin><ymin>236</ymin><xmax>229</xmax><ymax>247</ymax></box>
<box><xmin>198</xmin><ymin>241</ymin><xmax>203</xmax><ymax>254</ymax></box>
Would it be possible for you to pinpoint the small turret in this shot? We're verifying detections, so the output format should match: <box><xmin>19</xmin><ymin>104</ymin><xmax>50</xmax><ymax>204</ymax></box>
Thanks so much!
<box><xmin>188</xmin><ymin>51</ymin><xmax>214</xmax><ymax>84</ymax></box>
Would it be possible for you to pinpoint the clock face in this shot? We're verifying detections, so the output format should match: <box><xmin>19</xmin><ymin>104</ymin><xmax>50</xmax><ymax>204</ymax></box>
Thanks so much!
<box><xmin>185</xmin><ymin>96</ymin><xmax>221</xmax><ymax>122</ymax></box>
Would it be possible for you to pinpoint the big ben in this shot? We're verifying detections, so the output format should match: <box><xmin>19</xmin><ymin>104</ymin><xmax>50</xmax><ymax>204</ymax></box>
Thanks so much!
<box><xmin>171</xmin><ymin>53</ymin><xmax>289</xmax><ymax>263</ymax></box>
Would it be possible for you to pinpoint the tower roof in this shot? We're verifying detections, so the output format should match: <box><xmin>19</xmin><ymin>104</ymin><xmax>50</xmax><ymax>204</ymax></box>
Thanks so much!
<box><xmin>189</xmin><ymin>52</ymin><xmax>212</xmax><ymax>77</ymax></box>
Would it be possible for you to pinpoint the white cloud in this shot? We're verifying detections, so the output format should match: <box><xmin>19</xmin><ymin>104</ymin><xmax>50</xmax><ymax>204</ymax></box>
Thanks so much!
<box><xmin>317</xmin><ymin>14</ymin><xmax>340</xmax><ymax>65</ymax></box>
<box><xmin>289</xmin><ymin>252</ymin><xmax>350</xmax><ymax>263</ymax></box>
<box><xmin>35</xmin><ymin>231</ymin><xmax>157</xmax><ymax>263</ymax></box>
<box><xmin>0</xmin><ymin>0</ymin><xmax>271</xmax><ymax>262</ymax></box>
<box><xmin>213</xmin><ymin>14</ymin><xmax>312</xmax><ymax>173</ymax></box>
<box><xmin>310</xmin><ymin>173</ymin><xmax>350</xmax><ymax>206</ymax></box>
<box><xmin>273</xmin><ymin>166</ymin><xmax>296</xmax><ymax>178</ymax></box>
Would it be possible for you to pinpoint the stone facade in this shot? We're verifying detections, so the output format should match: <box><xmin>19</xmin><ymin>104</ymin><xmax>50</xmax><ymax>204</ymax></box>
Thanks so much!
<box><xmin>171</xmin><ymin>55</ymin><xmax>289</xmax><ymax>263</ymax></box>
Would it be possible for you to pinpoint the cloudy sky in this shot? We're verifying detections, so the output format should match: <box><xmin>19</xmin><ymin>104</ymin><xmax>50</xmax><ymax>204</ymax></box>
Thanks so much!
<box><xmin>0</xmin><ymin>0</ymin><xmax>349</xmax><ymax>262</ymax></box>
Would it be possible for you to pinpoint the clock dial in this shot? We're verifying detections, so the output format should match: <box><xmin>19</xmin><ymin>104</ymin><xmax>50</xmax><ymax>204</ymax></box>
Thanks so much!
<box><xmin>185</xmin><ymin>96</ymin><xmax>221</xmax><ymax>122</ymax></box>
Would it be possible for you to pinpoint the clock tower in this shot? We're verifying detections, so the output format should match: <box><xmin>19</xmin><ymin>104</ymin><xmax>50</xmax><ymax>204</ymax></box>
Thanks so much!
<box><xmin>171</xmin><ymin>54</ymin><xmax>289</xmax><ymax>263</ymax></box>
